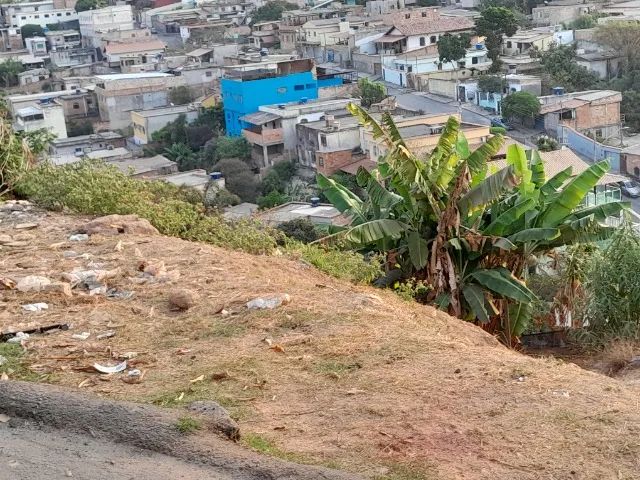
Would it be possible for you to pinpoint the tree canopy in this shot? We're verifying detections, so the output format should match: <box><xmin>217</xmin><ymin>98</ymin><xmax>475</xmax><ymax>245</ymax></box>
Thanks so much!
<box><xmin>75</xmin><ymin>0</ymin><xmax>106</xmax><ymax>11</ymax></box>
<box><xmin>537</xmin><ymin>43</ymin><xmax>600</xmax><ymax>91</ymax></box>
<box><xmin>477</xmin><ymin>75</ymin><xmax>506</xmax><ymax>94</ymax></box>
<box><xmin>356</xmin><ymin>77</ymin><xmax>386</xmax><ymax>108</ymax></box>
<box><xmin>437</xmin><ymin>33</ymin><xmax>471</xmax><ymax>65</ymax></box>
<box><xmin>501</xmin><ymin>91</ymin><xmax>540</xmax><ymax>123</ymax></box>
<box><xmin>476</xmin><ymin>7</ymin><xmax>518</xmax><ymax>72</ymax></box>
<box><xmin>250</xmin><ymin>0</ymin><xmax>297</xmax><ymax>25</ymax></box>
<box><xmin>0</xmin><ymin>59</ymin><xmax>24</xmax><ymax>88</ymax></box>
<box><xmin>20</xmin><ymin>24</ymin><xmax>44</xmax><ymax>38</ymax></box>
<box><xmin>169</xmin><ymin>86</ymin><xmax>195</xmax><ymax>106</ymax></box>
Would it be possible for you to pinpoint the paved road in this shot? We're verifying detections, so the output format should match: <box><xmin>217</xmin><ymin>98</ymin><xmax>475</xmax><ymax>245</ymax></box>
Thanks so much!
<box><xmin>0</xmin><ymin>422</ymin><xmax>236</xmax><ymax>480</ymax></box>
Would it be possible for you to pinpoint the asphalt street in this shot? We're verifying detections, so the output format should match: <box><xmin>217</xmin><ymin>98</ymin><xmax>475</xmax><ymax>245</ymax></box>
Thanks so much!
<box><xmin>0</xmin><ymin>422</ymin><xmax>236</xmax><ymax>480</ymax></box>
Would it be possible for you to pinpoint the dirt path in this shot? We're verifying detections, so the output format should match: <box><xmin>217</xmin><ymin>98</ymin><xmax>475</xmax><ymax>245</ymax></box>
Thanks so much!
<box><xmin>1</xmin><ymin>421</ymin><xmax>238</xmax><ymax>480</ymax></box>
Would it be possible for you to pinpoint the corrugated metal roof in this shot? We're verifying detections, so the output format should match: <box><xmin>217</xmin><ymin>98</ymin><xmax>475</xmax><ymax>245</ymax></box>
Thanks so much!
<box><xmin>239</xmin><ymin>111</ymin><xmax>281</xmax><ymax>125</ymax></box>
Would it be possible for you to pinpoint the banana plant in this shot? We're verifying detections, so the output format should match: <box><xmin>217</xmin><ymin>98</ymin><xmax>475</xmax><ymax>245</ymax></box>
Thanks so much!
<box><xmin>317</xmin><ymin>103</ymin><xmax>627</xmax><ymax>344</ymax></box>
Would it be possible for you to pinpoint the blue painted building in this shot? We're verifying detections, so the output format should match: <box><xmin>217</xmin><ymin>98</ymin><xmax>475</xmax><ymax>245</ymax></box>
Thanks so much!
<box><xmin>221</xmin><ymin>59</ymin><xmax>322</xmax><ymax>137</ymax></box>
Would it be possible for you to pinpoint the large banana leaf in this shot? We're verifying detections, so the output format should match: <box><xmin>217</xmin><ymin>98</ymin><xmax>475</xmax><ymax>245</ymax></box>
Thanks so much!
<box><xmin>467</xmin><ymin>134</ymin><xmax>505</xmax><ymax>183</ymax></box>
<box><xmin>540</xmin><ymin>166</ymin><xmax>573</xmax><ymax>197</ymax></box>
<box><xmin>507</xmin><ymin>144</ymin><xmax>533</xmax><ymax>195</ymax></box>
<box><xmin>317</xmin><ymin>173</ymin><xmax>366</xmax><ymax>223</ymax></box>
<box><xmin>538</xmin><ymin>160</ymin><xmax>610</xmax><ymax>227</ymax></box>
<box><xmin>528</xmin><ymin>149</ymin><xmax>546</xmax><ymax>188</ymax></box>
<box><xmin>356</xmin><ymin>167</ymin><xmax>404</xmax><ymax>212</ymax></box>
<box><xmin>470</xmin><ymin>267</ymin><xmax>536</xmax><ymax>303</ymax></box>
<box><xmin>566</xmin><ymin>201</ymin><xmax>629</xmax><ymax>222</ymax></box>
<box><xmin>407</xmin><ymin>230</ymin><xmax>429</xmax><ymax>270</ymax></box>
<box><xmin>506</xmin><ymin>302</ymin><xmax>532</xmax><ymax>338</ymax></box>
<box><xmin>545</xmin><ymin>215</ymin><xmax>618</xmax><ymax>248</ymax></box>
<box><xmin>462</xmin><ymin>284</ymin><xmax>491</xmax><ymax>324</ymax></box>
<box><xmin>458</xmin><ymin>165</ymin><xmax>519</xmax><ymax>215</ymax></box>
<box><xmin>484</xmin><ymin>197</ymin><xmax>537</xmax><ymax>236</ymax></box>
<box><xmin>507</xmin><ymin>227</ymin><xmax>560</xmax><ymax>244</ymax></box>
<box><xmin>343</xmin><ymin>219</ymin><xmax>408</xmax><ymax>245</ymax></box>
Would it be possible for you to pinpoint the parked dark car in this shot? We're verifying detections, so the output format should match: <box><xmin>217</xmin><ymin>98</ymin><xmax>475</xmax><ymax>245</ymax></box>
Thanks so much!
<box><xmin>490</xmin><ymin>117</ymin><xmax>514</xmax><ymax>131</ymax></box>
<box><xmin>618</xmin><ymin>180</ymin><xmax>640</xmax><ymax>198</ymax></box>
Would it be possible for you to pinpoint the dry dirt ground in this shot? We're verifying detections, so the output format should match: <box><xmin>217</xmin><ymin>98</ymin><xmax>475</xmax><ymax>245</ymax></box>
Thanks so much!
<box><xmin>1</xmin><ymin>206</ymin><xmax>640</xmax><ymax>480</ymax></box>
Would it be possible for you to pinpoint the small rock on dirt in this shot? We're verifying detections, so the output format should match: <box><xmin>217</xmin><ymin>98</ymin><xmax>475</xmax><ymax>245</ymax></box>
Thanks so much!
<box><xmin>14</xmin><ymin>223</ymin><xmax>39</xmax><ymax>230</ymax></box>
<box><xmin>16</xmin><ymin>275</ymin><xmax>51</xmax><ymax>292</ymax></box>
<box><xmin>168</xmin><ymin>289</ymin><xmax>199</xmax><ymax>311</ymax></box>
<box><xmin>187</xmin><ymin>401</ymin><xmax>240</xmax><ymax>440</ymax></box>
<box><xmin>80</xmin><ymin>214</ymin><xmax>159</xmax><ymax>236</ymax></box>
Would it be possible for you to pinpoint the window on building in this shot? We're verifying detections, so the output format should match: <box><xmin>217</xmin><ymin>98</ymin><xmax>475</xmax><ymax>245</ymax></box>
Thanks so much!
<box><xmin>321</xmin><ymin>135</ymin><xmax>327</xmax><ymax>147</ymax></box>
<box><xmin>507</xmin><ymin>41</ymin><xmax>512</xmax><ymax>48</ymax></box>
<box><xmin>407</xmin><ymin>66</ymin><xmax>412</xmax><ymax>72</ymax></box>
<box><xmin>75</xmin><ymin>147</ymin><xmax>82</xmax><ymax>153</ymax></box>
<box><xmin>399</xmin><ymin>64</ymin><xmax>404</xmax><ymax>71</ymax></box>
<box><xmin>306</xmin><ymin>83</ymin><xmax>314</xmax><ymax>89</ymax></box>
<box><xmin>205</xmin><ymin>71</ymin><xmax>212</xmax><ymax>77</ymax></box>
<box><xmin>595</xmin><ymin>129</ymin><xmax>603</xmax><ymax>138</ymax></box>
<box><xmin>44</xmin><ymin>14</ymin><xmax>49</xmax><ymax>17</ymax></box>
<box><xmin>57</xmin><ymin>13</ymin><xmax>61</xmax><ymax>16</ymax></box>
<box><xmin>430</xmin><ymin>35</ymin><xmax>437</xmax><ymax>44</ymax></box>
<box><xmin>34</xmin><ymin>6</ymin><xmax>38</xmax><ymax>11</ymax></box>
<box><xmin>419</xmin><ymin>37</ymin><xmax>425</xmax><ymax>46</ymax></box>
<box><xmin>421</xmin><ymin>11</ymin><xmax>427</xmax><ymax>17</ymax></box>
<box><xmin>405</xmin><ymin>13</ymin><xmax>410</xmax><ymax>19</ymax></box>
<box><xmin>34</xmin><ymin>15</ymin><xmax>39</xmax><ymax>18</ymax></box>
<box><xmin>472</xmin><ymin>57</ymin><xmax>478</xmax><ymax>65</ymax></box>
<box><xmin>21</xmin><ymin>16</ymin><xmax>26</xmax><ymax>19</ymax></box>
<box><xmin>437</xmin><ymin>62</ymin><xmax>442</xmax><ymax>71</ymax></box>
<box><xmin>560</xmin><ymin>109</ymin><xmax>574</xmax><ymax>120</ymax></box>
<box><xmin>66</xmin><ymin>12</ymin><xmax>71</xmax><ymax>15</ymax></box>
<box><xmin>317</xmin><ymin>155</ymin><xmax>324</xmax><ymax>167</ymax></box>
<box><xmin>294</xmin><ymin>84</ymin><xmax>304</xmax><ymax>91</ymax></box>
<box><xmin>635</xmin><ymin>167</ymin><xmax>640</xmax><ymax>177</ymax></box>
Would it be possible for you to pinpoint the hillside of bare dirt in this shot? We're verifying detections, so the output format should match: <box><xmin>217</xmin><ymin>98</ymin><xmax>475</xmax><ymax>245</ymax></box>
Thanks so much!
<box><xmin>1</xmin><ymin>202</ymin><xmax>639</xmax><ymax>480</ymax></box>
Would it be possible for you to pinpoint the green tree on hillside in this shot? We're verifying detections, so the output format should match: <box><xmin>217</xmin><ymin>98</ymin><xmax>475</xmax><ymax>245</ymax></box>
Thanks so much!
<box><xmin>75</xmin><ymin>0</ymin><xmax>106</xmax><ymax>12</ymax></box>
<box><xmin>536</xmin><ymin>44</ymin><xmax>599</xmax><ymax>90</ymax></box>
<box><xmin>20</xmin><ymin>24</ymin><xmax>44</xmax><ymax>38</ymax></box>
<box><xmin>477</xmin><ymin>75</ymin><xmax>506</xmax><ymax>94</ymax></box>
<box><xmin>250</xmin><ymin>0</ymin><xmax>297</xmax><ymax>25</ymax></box>
<box><xmin>0</xmin><ymin>59</ymin><xmax>24</xmax><ymax>88</ymax></box>
<box><xmin>169</xmin><ymin>86</ymin><xmax>195</xmax><ymax>105</ymax></box>
<box><xmin>438</xmin><ymin>33</ymin><xmax>471</xmax><ymax>65</ymax></box>
<box><xmin>501</xmin><ymin>91</ymin><xmax>540</xmax><ymax>124</ymax></box>
<box><xmin>476</xmin><ymin>7</ymin><xmax>518</xmax><ymax>72</ymax></box>
<box><xmin>356</xmin><ymin>77</ymin><xmax>386</xmax><ymax>108</ymax></box>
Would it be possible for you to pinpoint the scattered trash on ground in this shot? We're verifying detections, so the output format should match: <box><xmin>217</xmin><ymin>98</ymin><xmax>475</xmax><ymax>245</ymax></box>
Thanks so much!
<box><xmin>72</xmin><ymin>332</ymin><xmax>91</xmax><ymax>341</ymax></box>
<box><xmin>6</xmin><ymin>332</ymin><xmax>29</xmax><ymax>344</ymax></box>
<box><xmin>69</xmin><ymin>234</ymin><xmax>89</xmax><ymax>242</ymax></box>
<box><xmin>0</xmin><ymin>414</ymin><xmax>10</xmax><ymax>423</ymax></box>
<box><xmin>106</xmin><ymin>288</ymin><xmax>134</xmax><ymax>300</ymax></box>
<box><xmin>1</xmin><ymin>323</ymin><xmax>70</xmax><ymax>342</ymax></box>
<box><xmin>16</xmin><ymin>276</ymin><xmax>51</xmax><ymax>292</ymax></box>
<box><xmin>96</xmin><ymin>331</ymin><xmax>115</xmax><ymax>340</ymax></box>
<box><xmin>190</xmin><ymin>374</ymin><xmax>205</xmax><ymax>384</ymax></box>
<box><xmin>93</xmin><ymin>361</ymin><xmax>127</xmax><ymax>374</ymax></box>
<box><xmin>246</xmin><ymin>294</ymin><xmax>291</xmax><ymax>310</ymax></box>
<box><xmin>21</xmin><ymin>303</ymin><xmax>49</xmax><ymax>312</ymax></box>
<box><xmin>122</xmin><ymin>369</ymin><xmax>143</xmax><ymax>384</ymax></box>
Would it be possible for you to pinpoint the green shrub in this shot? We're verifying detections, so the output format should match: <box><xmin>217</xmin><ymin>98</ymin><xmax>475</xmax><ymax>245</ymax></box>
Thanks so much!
<box><xmin>582</xmin><ymin>227</ymin><xmax>640</xmax><ymax>344</ymax></box>
<box><xmin>257</xmin><ymin>190</ymin><xmax>289</xmax><ymax>209</ymax></box>
<box><xmin>276</xmin><ymin>218</ymin><xmax>320</xmax><ymax>243</ymax></box>
<box><xmin>285</xmin><ymin>241</ymin><xmax>382</xmax><ymax>283</ymax></box>
<box><xmin>16</xmin><ymin>160</ymin><xmax>378</xmax><ymax>282</ymax></box>
<box><xmin>16</xmin><ymin>160</ymin><xmax>276</xmax><ymax>254</ymax></box>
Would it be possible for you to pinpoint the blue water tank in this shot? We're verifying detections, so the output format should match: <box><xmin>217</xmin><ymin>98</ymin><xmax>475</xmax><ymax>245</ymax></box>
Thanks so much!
<box><xmin>310</xmin><ymin>197</ymin><xmax>320</xmax><ymax>207</ymax></box>
<box><xmin>475</xmin><ymin>43</ymin><xmax>484</xmax><ymax>50</ymax></box>
<box><xmin>210</xmin><ymin>172</ymin><xmax>223</xmax><ymax>180</ymax></box>
<box><xmin>552</xmin><ymin>86</ymin><xmax>565</xmax><ymax>96</ymax></box>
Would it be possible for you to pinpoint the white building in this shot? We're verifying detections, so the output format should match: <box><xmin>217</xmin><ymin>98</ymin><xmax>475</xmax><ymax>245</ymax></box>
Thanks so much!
<box><xmin>1</xmin><ymin>0</ymin><xmax>77</xmax><ymax>29</ymax></box>
<box><xmin>14</xmin><ymin>102</ymin><xmax>67</xmax><ymax>139</ymax></box>
<box><xmin>383</xmin><ymin>46</ymin><xmax>491</xmax><ymax>87</ymax></box>
<box><xmin>78</xmin><ymin>5</ymin><xmax>135</xmax><ymax>47</ymax></box>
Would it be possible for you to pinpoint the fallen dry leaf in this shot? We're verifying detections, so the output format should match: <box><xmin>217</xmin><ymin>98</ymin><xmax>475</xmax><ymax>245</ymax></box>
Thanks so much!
<box><xmin>190</xmin><ymin>374</ymin><xmax>205</xmax><ymax>383</ymax></box>
<box><xmin>270</xmin><ymin>344</ymin><xmax>285</xmax><ymax>354</ymax></box>
<box><xmin>0</xmin><ymin>277</ymin><xmax>16</xmax><ymax>290</ymax></box>
<box><xmin>176</xmin><ymin>392</ymin><xmax>185</xmax><ymax>401</ymax></box>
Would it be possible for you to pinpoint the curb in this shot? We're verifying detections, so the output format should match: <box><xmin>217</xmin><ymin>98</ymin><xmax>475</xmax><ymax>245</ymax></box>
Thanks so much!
<box><xmin>0</xmin><ymin>381</ymin><xmax>362</xmax><ymax>480</ymax></box>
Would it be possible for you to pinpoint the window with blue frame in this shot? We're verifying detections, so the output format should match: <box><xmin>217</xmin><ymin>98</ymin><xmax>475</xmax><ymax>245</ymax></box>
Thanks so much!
<box><xmin>294</xmin><ymin>84</ymin><xmax>304</xmax><ymax>91</ymax></box>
